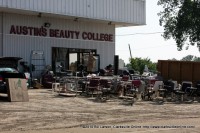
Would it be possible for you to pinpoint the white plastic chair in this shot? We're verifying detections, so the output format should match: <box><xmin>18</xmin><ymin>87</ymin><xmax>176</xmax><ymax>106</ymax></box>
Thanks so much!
<box><xmin>152</xmin><ymin>81</ymin><xmax>164</xmax><ymax>98</ymax></box>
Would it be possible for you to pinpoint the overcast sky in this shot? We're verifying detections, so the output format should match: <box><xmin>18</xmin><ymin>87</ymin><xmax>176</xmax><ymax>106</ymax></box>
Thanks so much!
<box><xmin>115</xmin><ymin>0</ymin><xmax>200</xmax><ymax>64</ymax></box>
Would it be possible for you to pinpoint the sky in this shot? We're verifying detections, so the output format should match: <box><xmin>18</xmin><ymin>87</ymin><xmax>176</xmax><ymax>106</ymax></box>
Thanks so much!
<box><xmin>115</xmin><ymin>0</ymin><xmax>200</xmax><ymax>64</ymax></box>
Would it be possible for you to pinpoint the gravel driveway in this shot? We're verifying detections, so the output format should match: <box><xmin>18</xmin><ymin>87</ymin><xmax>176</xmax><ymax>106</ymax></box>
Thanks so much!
<box><xmin>0</xmin><ymin>89</ymin><xmax>200</xmax><ymax>133</ymax></box>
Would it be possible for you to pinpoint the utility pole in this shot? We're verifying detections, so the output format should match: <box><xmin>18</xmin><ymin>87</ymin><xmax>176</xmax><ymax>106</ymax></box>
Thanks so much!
<box><xmin>128</xmin><ymin>44</ymin><xmax>133</xmax><ymax>59</ymax></box>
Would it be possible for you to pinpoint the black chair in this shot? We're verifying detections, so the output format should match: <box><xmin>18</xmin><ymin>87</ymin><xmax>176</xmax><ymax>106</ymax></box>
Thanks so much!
<box><xmin>163</xmin><ymin>80</ymin><xmax>175</xmax><ymax>98</ymax></box>
<box><xmin>187</xmin><ymin>81</ymin><xmax>200</xmax><ymax>101</ymax></box>
<box><xmin>174</xmin><ymin>81</ymin><xmax>192</xmax><ymax>102</ymax></box>
<box><xmin>99</xmin><ymin>79</ymin><xmax>112</xmax><ymax>100</ymax></box>
<box><xmin>196</xmin><ymin>81</ymin><xmax>200</xmax><ymax>96</ymax></box>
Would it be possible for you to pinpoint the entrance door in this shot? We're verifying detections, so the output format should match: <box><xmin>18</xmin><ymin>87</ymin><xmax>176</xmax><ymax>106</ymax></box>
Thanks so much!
<box><xmin>52</xmin><ymin>47</ymin><xmax>68</xmax><ymax>73</ymax></box>
<box><xmin>52</xmin><ymin>47</ymin><xmax>99</xmax><ymax>73</ymax></box>
<box><xmin>69</xmin><ymin>53</ymin><xmax>77</xmax><ymax>72</ymax></box>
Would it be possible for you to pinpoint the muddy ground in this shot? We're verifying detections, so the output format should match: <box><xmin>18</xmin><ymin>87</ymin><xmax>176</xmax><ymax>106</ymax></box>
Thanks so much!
<box><xmin>0</xmin><ymin>89</ymin><xmax>200</xmax><ymax>133</ymax></box>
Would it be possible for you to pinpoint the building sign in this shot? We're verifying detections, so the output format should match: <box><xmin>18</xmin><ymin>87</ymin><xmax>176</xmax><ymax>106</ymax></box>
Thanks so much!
<box><xmin>9</xmin><ymin>25</ymin><xmax>113</xmax><ymax>42</ymax></box>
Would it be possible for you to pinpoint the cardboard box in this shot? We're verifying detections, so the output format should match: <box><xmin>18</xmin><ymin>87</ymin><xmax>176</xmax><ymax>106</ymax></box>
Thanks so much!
<box><xmin>6</xmin><ymin>78</ymin><xmax>29</xmax><ymax>102</ymax></box>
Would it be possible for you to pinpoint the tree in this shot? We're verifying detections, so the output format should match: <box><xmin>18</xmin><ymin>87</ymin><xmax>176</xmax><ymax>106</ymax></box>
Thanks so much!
<box><xmin>193</xmin><ymin>57</ymin><xmax>200</xmax><ymax>61</ymax></box>
<box><xmin>181</xmin><ymin>55</ymin><xmax>194</xmax><ymax>61</ymax></box>
<box><xmin>129</xmin><ymin>57</ymin><xmax>157</xmax><ymax>74</ymax></box>
<box><xmin>157</xmin><ymin>0</ymin><xmax>200</xmax><ymax>51</ymax></box>
<box><xmin>170</xmin><ymin>58</ymin><xmax>177</xmax><ymax>61</ymax></box>
<box><xmin>181</xmin><ymin>54</ymin><xmax>200</xmax><ymax>61</ymax></box>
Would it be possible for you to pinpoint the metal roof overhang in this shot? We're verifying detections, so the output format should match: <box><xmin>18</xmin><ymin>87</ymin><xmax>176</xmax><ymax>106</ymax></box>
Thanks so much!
<box><xmin>0</xmin><ymin>7</ymin><xmax>144</xmax><ymax>28</ymax></box>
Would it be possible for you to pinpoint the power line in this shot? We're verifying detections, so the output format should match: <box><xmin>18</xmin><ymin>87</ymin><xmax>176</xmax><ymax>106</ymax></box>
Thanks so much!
<box><xmin>116</xmin><ymin>43</ymin><xmax>175</xmax><ymax>52</ymax></box>
<box><xmin>116</xmin><ymin>32</ymin><xmax>163</xmax><ymax>36</ymax></box>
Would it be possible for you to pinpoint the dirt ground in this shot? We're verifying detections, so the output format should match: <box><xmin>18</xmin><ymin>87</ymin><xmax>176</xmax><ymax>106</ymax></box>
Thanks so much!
<box><xmin>1</xmin><ymin>89</ymin><xmax>200</xmax><ymax>133</ymax></box>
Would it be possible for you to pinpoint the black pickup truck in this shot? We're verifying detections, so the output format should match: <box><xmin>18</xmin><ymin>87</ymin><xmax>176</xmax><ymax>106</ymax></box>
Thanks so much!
<box><xmin>0</xmin><ymin>57</ymin><xmax>26</xmax><ymax>93</ymax></box>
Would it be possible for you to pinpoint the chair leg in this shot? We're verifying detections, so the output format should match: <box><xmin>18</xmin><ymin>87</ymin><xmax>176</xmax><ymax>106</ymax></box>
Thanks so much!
<box><xmin>91</xmin><ymin>89</ymin><xmax>94</xmax><ymax>97</ymax></box>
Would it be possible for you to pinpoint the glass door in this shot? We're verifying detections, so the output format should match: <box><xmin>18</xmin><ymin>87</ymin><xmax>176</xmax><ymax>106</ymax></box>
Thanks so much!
<box><xmin>69</xmin><ymin>53</ymin><xmax>77</xmax><ymax>72</ymax></box>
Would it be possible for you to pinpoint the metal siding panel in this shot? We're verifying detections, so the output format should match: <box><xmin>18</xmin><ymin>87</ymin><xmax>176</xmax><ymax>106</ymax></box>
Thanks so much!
<box><xmin>0</xmin><ymin>13</ymin><xmax>2</xmax><ymax>56</ymax></box>
<box><xmin>17</xmin><ymin>0</ymin><xmax>21</xmax><ymax>9</ymax></box>
<box><xmin>24</xmin><ymin>0</ymin><xmax>29</xmax><ymax>10</ymax></box>
<box><xmin>128</xmin><ymin>0</ymin><xmax>132</xmax><ymax>22</ymax></box>
<box><xmin>104</xmin><ymin>0</ymin><xmax>107</xmax><ymax>20</ymax></box>
<box><xmin>72</xmin><ymin>0</ymin><xmax>76</xmax><ymax>15</ymax></box>
<box><xmin>137</xmin><ymin>1</ymin><xmax>140</xmax><ymax>23</ymax></box>
<box><xmin>86</xmin><ymin>0</ymin><xmax>90</xmax><ymax>18</ymax></box>
<box><xmin>93</xmin><ymin>0</ymin><xmax>97</xmax><ymax>19</ymax></box>
<box><xmin>138</xmin><ymin>1</ymin><xmax>141</xmax><ymax>23</ymax></box>
<box><xmin>96</xmin><ymin>0</ymin><xmax>101</xmax><ymax>19</ymax></box>
<box><xmin>37</xmin><ymin>0</ymin><xmax>42</xmax><ymax>11</ymax></box>
<box><xmin>25</xmin><ymin>0</ymin><xmax>29</xmax><ymax>10</ymax></box>
<box><xmin>109</xmin><ymin>0</ymin><xmax>115</xmax><ymax>19</ymax></box>
<box><xmin>46</xmin><ymin>0</ymin><xmax>50</xmax><ymax>12</ymax></box>
<box><xmin>131</xmin><ymin>0</ymin><xmax>134</xmax><ymax>22</ymax></box>
<box><xmin>76</xmin><ymin>0</ymin><xmax>81</xmax><ymax>16</ymax></box>
<box><xmin>32</xmin><ymin>0</ymin><xmax>36</xmax><ymax>11</ymax></box>
<box><xmin>138</xmin><ymin>1</ymin><xmax>143</xmax><ymax>24</ymax></box>
<box><xmin>99</xmin><ymin>0</ymin><xmax>104</xmax><ymax>19</ymax></box>
<box><xmin>57</xmin><ymin>0</ymin><xmax>62</xmax><ymax>13</ymax></box>
<box><xmin>83</xmin><ymin>0</ymin><xmax>88</xmax><ymax>17</ymax></box>
<box><xmin>121</xmin><ymin>0</ymin><xmax>125</xmax><ymax>21</ymax></box>
<box><xmin>61</xmin><ymin>0</ymin><xmax>66</xmax><ymax>14</ymax></box>
<box><xmin>0</xmin><ymin>0</ymin><xmax>145</xmax><ymax>27</ymax></box>
<box><xmin>28</xmin><ymin>0</ymin><xmax>33</xmax><ymax>11</ymax></box>
<box><xmin>101</xmin><ymin>0</ymin><xmax>104</xmax><ymax>19</ymax></box>
<box><xmin>117</xmin><ymin>0</ymin><xmax>122</xmax><ymax>21</ymax></box>
<box><xmin>78</xmin><ymin>0</ymin><xmax>86</xmax><ymax>17</ymax></box>
<box><xmin>50</xmin><ymin>0</ymin><xmax>55</xmax><ymax>13</ymax></box>
<box><xmin>133</xmin><ymin>0</ymin><xmax>137</xmax><ymax>23</ymax></box>
<box><xmin>115</xmin><ymin>0</ymin><xmax>119</xmax><ymax>21</ymax></box>
<box><xmin>20</xmin><ymin>0</ymin><xmax>25</xmax><ymax>10</ymax></box>
<box><xmin>107</xmin><ymin>0</ymin><xmax>110</xmax><ymax>20</ymax></box>
<box><xmin>3</xmin><ymin>0</ymin><xmax>8</xmax><ymax>5</ymax></box>
<box><xmin>83</xmin><ymin>0</ymin><xmax>87</xmax><ymax>17</ymax></box>
<box><xmin>45</xmin><ymin>0</ymin><xmax>50</xmax><ymax>12</ymax></box>
<box><xmin>18</xmin><ymin>0</ymin><xmax>22</xmax><ymax>9</ymax></box>
<box><xmin>111</xmin><ymin>0</ymin><xmax>114</xmax><ymax>21</ymax></box>
<box><xmin>53</xmin><ymin>0</ymin><xmax>58</xmax><ymax>13</ymax></box>
<box><xmin>140</xmin><ymin>2</ymin><xmax>143</xmax><ymax>23</ymax></box>
<box><xmin>143</xmin><ymin>1</ymin><xmax>146</xmax><ymax>24</ymax></box>
<box><xmin>69</xmin><ymin>0</ymin><xmax>74</xmax><ymax>15</ymax></box>
<box><xmin>6</xmin><ymin>0</ymin><xmax>11</xmax><ymax>7</ymax></box>
<box><xmin>90</xmin><ymin>0</ymin><xmax>95</xmax><ymax>18</ymax></box>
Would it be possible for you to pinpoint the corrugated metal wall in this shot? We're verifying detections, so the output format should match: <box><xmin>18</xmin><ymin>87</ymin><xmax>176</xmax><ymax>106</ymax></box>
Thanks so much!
<box><xmin>0</xmin><ymin>0</ymin><xmax>146</xmax><ymax>25</ymax></box>
<box><xmin>157</xmin><ymin>60</ymin><xmax>200</xmax><ymax>84</ymax></box>
<box><xmin>2</xmin><ymin>13</ymin><xmax>115</xmax><ymax>69</ymax></box>
<box><xmin>0</xmin><ymin>13</ymin><xmax>2</xmax><ymax>56</ymax></box>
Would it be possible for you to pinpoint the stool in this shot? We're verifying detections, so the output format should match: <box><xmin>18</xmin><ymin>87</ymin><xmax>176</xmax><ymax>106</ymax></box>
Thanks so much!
<box><xmin>52</xmin><ymin>83</ymin><xmax>60</xmax><ymax>93</ymax></box>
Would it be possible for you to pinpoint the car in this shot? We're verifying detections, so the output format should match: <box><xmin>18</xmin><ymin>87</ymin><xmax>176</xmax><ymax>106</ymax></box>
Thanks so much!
<box><xmin>0</xmin><ymin>67</ymin><xmax>27</xmax><ymax>93</ymax></box>
<box><xmin>117</xmin><ymin>69</ymin><xmax>127</xmax><ymax>76</ymax></box>
<box><xmin>141</xmin><ymin>71</ymin><xmax>156</xmax><ymax>79</ymax></box>
<box><xmin>0</xmin><ymin>57</ymin><xmax>27</xmax><ymax>93</ymax></box>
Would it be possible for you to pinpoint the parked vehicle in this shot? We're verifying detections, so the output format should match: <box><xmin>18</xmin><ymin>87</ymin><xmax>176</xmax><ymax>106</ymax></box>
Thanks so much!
<box><xmin>141</xmin><ymin>72</ymin><xmax>157</xmax><ymax>79</ymax></box>
<box><xmin>0</xmin><ymin>57</ymin><xmax>27</xmax><ymax>93</ymax></box>
<box><xmin>117</xmin><ymin>68</ymin><xmax>135</xmax><ymax>80</ymax></box>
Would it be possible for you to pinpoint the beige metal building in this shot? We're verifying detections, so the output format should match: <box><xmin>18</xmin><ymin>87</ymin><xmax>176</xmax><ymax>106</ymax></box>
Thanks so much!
<box><xmin>0</xmin><ymin>0</ymin><xmax>146</xmax><ymax>77</ymax></box>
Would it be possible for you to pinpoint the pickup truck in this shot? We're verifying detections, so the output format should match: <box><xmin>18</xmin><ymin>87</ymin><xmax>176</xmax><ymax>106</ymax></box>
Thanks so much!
<box><xmin>0</xmin><ymin>57</ymin><xmax>27</xmax><ymax>93</ymax></box>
